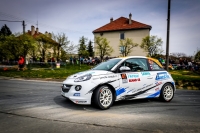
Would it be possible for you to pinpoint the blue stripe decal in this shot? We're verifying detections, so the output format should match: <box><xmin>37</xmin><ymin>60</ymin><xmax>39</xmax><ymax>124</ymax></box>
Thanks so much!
<box><xmin>116</xmin><ymin>88</ymin><xmax>126</xmax><ymax>96</ymax></box>
<box><xmin>146</xmin><ymin>90</ymin><xmax>161</xmax><ymax>98</ymax></box>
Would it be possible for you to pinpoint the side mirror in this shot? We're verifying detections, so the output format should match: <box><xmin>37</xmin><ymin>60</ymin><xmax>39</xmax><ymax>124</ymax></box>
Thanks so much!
<box><xmin>120</xmin><ymin>66</ymin><xmax>131</xmax><ymax>72</ymax></box>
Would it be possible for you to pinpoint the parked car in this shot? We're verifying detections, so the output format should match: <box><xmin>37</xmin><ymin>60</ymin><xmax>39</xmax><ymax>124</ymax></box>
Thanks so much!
<box><xmin>61</xmin><ymin>56</ymin><xmax>176</xmax><ymax>110</ymax></box>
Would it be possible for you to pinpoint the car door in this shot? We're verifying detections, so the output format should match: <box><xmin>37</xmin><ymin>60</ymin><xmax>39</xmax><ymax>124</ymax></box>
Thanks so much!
<box><xmin>116</xmin><ymin>58</ymin><xmax>153</xmax><ymax>100</ymax></box>
<box><xmin>146</xmin><ymin>58</ymin><xmax>167</xmax><ymax>98</ymax></box>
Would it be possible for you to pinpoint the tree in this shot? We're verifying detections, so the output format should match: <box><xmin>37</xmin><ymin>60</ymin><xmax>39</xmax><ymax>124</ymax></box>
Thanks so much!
<box><xmin>119</xmin><ymin>38</ymin><xmax>138</xmax><ymax>56</ymax></box>
<box><xmin>95</xmin><ymin>36</ymin><xmax>113</xmax><ymax>61</ymax></box>
<box><xmin>140</xmin><ymin>35</ymin><xmax>163</xmax><ymax>57</ymax></box>
<box><xmin>52</xmin><ymin>33</ymin><xmax>70</xmax><ymax>61</ymax></box>
<box><xmin>0</xmin><ymin>24</ymin><xmax>12</xmax><ymax>36</ymax></box>
<box><xmin>78</xmin><ymin>36</ymin><xmax>88</xmax><ymax>57</ymax></box>
<box><xmin>194</xmin><ymin>50</ymin><xmax>200</xmax><ymax>62</ymax></box>
<box><xmin>18</xmin><ymin>34</ymin><xmax>37</xmax><ymax>60</ymax></box>
<box><xmin>87</xmin><ymin>40</ymin><xmax>94</xmax><ymax>57</ymax></box>
<box><xmin>0</xmin><ymin>33</ymin><xmax>36</xmax><ymax>61</ymax></box>
<box><xmin>35</xmin><ymin>34</ymin><xmax>55</xmax><ymax>61</ymax></box>
<box><xmin>171</xmin><ymin>52</ymin><xmax>187</xmax><ymax>58</ymax></box>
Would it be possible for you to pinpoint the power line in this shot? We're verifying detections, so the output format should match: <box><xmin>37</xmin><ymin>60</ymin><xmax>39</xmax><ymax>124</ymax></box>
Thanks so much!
<box><xmin>0</xmin><ymin>20</ymin><xmax>22</xmax><ymax>22</ymax></box>
<box><xmin>0</xmin><ymin>11</ymin><xmax>90</xmax><ymax>34</ymax></box>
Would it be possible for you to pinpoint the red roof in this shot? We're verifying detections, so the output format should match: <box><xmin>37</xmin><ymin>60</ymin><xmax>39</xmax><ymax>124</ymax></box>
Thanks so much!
<box><xmin>93</xmin><ymin>17</ymin><xmax>151</xmax><ymax>33</ymax></box>
<box><xmin>27</xmin><ymin>30</ymin><xmax>42</xmax><ymax>38</ymax></box>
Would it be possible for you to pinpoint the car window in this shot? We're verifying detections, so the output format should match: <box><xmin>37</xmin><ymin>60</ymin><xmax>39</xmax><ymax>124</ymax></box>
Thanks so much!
<box><xmin>120</xmin><ymin>58</ymin><xmax>148</xmax><ymax>72</ymax></box>
<box><xmin>92</xmin><ymin>58</ymin><xmax>122</xmax><ymax>71</ymax></box>
<box><xmin>148</xmin><ymin>59</ymin><xmax>163</xmax><ymax>70</ymax></box>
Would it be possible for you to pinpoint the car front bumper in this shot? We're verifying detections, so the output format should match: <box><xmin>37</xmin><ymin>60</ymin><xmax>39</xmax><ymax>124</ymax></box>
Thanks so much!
<box><xmin>61</xmin><ymin>79</ymin><xmax>97</xmax><ymax>105</ymax></box>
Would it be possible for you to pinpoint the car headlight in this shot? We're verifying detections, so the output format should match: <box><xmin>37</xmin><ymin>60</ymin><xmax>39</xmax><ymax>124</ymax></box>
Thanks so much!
<box><xmin>74</xmin><ymin>74</ymin><xmax>92</xmax><ymax>82</ymax></box>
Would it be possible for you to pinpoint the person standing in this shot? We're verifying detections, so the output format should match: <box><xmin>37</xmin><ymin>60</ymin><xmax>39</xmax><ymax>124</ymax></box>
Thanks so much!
<box><xmin>18</xmin><ymin>55</ymin><xmax>25</xmax><ymax>71</ymax></box>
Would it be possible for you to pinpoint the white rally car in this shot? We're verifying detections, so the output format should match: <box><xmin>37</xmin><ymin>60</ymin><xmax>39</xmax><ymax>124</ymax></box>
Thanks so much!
<box><xmin>61</xmin><ymin>56</ymin><xmax>175</xmax><ymax>110</ymax></box>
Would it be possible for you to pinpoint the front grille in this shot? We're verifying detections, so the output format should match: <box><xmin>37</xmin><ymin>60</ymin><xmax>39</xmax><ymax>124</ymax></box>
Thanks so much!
<box><xmin>62</xmin><ymin>84</ymin><xmax>72</xmax><ymax>93</ymax></box>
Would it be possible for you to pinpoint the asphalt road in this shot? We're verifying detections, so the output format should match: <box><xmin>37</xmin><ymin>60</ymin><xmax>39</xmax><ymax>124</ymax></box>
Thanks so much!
<box><xmin>0</xmin><ymin>79</ymin><xmax>200</xmax><ymax>133</ymax></box>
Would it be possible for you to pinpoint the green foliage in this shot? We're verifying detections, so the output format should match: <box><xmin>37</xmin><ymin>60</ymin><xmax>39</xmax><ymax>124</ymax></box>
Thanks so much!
<box><xmin>35</xmin><ymin>34</ymin><xmax>55</xmax><ymax>61</ymax></box>
<box><xmin>140</xmin><ymin>35</ymin><xmax>163</xmax><ymax>57</ymax></box>
<box><xmin>18</xmin><ymin>34</ymin><xmax>37</xmax><ymax>59</ymax></box>
<box><xmin>87</xmin><ymin>40</ymin><xmax>94</xmax><ymax>57</ymax></box>
<box><xmin>51</xmin><ymin>33</ymin><xmax>70</xmax><ymax>60</ymax></box>
<box><xmin>0</xmin><ymin>34</ymin><xmax>36</xmax><ymax>60</ymax></box>
<box><xmin>194</xmin><ymin>50</ymin><xmax>200</xmax><ymax>61</ymax></box>
<box><xmin>0</xmin><ymin>24</ymin><xmax>12</xmax><ymax>36</ymax></box>
<box><xmin>119</xmin><ymin>38</ymin><xmax>138</xmax><ymax>56</ymax></box>
<box><xmin>95</xmin><ymin>36</ymin><xmax>113</xmax><ymax>61</ymax></box>
<box><xmin>78</xmin><ymin>36</ymin><xmax>88</xmax><ymax>57</ymax></box>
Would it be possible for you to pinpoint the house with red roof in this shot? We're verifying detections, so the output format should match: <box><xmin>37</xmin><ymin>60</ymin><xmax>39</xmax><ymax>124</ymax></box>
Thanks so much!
<box><xmin>93</xmin><ymin>13</ymin><xmax>152</xmax><ymax>57</ymax></box>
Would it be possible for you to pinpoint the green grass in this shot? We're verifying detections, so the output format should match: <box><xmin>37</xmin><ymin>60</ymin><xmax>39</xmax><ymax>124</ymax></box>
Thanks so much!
<box><xmin>169</xmin><ymin>70</ymin><xmax>200</xmax><ymax>90</ymax></box>
<box><xmin>0</xmin><ymin>64</ymin><xmax>92</xmax><ymax>79</ymax></box>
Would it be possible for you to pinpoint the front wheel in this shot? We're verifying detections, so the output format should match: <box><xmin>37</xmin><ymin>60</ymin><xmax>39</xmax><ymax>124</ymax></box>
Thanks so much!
<box><xmin>160</xmin><ymin>83</ymin><xmax>174</xmax><ymax>102</ymax></box>
<box><xmin>93</xmin><ymin>85</ymin><xmax>114</xmax><ymax>110</ymax></box>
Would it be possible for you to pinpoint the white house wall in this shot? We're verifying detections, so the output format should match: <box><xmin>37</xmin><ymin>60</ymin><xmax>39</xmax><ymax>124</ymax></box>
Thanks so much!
<box><xmin>94</xmin><ymin>29</ymin><xmax>149</xmax><ymax>57</ymax></box>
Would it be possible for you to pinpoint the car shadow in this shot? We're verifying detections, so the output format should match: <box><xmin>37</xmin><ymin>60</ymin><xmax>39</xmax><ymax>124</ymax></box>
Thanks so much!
<box><xmin>53</xmin><ymin>95</ymin><xmax>163</xmax><ymax>110</ymax></box>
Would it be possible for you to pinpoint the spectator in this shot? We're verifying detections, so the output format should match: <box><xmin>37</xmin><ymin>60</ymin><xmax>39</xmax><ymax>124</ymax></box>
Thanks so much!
<box><xmin>188</xmin><ymin>60</ymin><xmax>192</xmax><ymax>70</ymax></box>
<box><xmin>18</xmin><ymin>55</ymin><xmax>25</xmax><ymax>71</ymax></box>
<box><xmin>70</xmin><ymin>56</ymin><xmax>73</xmax><ymax>64</ymax></box>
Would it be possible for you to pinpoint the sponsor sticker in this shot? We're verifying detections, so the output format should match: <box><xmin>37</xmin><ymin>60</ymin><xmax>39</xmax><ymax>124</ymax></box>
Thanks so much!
<box><xmin>73</xmin><ymin>93</ymin><xmax>80</xmax><ymax>96</ymax></box>
<box><xmin>155</xmin><ymin>81</ymin><xmax>162</xmax><ymax>86</ymax></box>
<box><xmin>75</xmin><ymin>101</ymin><xmax>87</xmax><ymax>103</ymax></box>
<box><xmin>121</xmin><ymin>74</ymin><xmax>128</xmax><ymax>83</ymax></box>
<box><xmin>155</xmin><ymin>87</ymin><xmax>159</xmax><ymax>91</ymax></box>
<box><xmin>100</xmin><ymin>76</ymin><xmax>107</xmax><ymax>79</ymax></box>
<box><xmin>107</xmin><ymin>75</ymin><xmax>117</xmax><ymax>78</ymax></box>
<box><xmin>155</xmin><ymin>72</ymin><xmax>170</xmax><ymax>80</ymax></box>
<box><xmin>141</xmin><ymin>72</ymin><xmax>151</xmax><ymax>76</ymax></box>
<box><xmin>129</xmin><ymin>78</ymin><xmax>140</xmax><ymax>82</ymax></box>
<box><xmin>128</xmin><ymin>74</ymin><xmax>139</xmax><ymax>78</ymax></box>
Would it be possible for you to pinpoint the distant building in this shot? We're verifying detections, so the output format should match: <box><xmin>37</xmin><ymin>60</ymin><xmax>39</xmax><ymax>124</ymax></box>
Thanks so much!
<box><xmin>27</xmin><ymin>26</ymin><xmax>57</xmax><ymax>62</ymax></box>
<box><xmin>93</xmin><ymin>13</ymin><xmax>152</xmax><ymax>57</ymax></box>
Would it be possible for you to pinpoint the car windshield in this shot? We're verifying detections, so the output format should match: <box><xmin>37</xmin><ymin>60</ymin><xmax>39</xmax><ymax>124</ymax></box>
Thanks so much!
<box><xmin>92</xmin><ymin>58</ymin><xmax>122</xmax><ymax>71</ymax></box>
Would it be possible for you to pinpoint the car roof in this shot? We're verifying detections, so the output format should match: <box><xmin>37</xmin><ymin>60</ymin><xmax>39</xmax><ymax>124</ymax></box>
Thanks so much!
<box><xmin>116</xmin><ymin>56</ymin><xmax>147</xmax><ymax>60</ymax></box>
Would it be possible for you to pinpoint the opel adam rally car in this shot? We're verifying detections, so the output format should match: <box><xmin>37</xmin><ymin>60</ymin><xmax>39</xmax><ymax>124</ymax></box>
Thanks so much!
<box><xmin>61</xmin><ymin>56</ymin><xmax>175</xmax><ymax>110</ymax></box>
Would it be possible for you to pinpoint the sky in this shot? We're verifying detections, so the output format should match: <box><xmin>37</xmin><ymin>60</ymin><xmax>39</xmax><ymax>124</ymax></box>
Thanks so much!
<box><xmin>0</xmin><ymin>0</ymin><xmax>200</xmax><ymax>56</ymax></box>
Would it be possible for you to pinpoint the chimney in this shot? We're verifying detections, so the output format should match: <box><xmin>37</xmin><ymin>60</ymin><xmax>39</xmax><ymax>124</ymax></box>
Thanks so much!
<box><xmin>36</xmin><ymin>28</ymin><xmax>39</xmax><ymax>33</ymax></box>
<box><xmin>110</xmin><ymin>17</ymin><xmax>113</xmax><ymax>23</ymax></box>
<box><xmin>49</xmin><ymin>33</ymin><xmax>52</xmax><ymax>38</ymax></box>
<box><xmin>31</xmin><ymin>25</ymin><xmax>35</xmax><ymax>35</ymax></box>
<box><xmin>129</xmin><ymin>13</ymin><xmax>132</xmax><ymax>24</ymax></box>
<box><xmin>45</xmin><ymin>31</ymin><xmax>48</xmax><ymax>36</ymax></box>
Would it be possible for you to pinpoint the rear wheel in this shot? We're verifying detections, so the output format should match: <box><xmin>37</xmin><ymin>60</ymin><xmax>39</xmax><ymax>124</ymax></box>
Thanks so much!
<box><xmin>93</xmin><ymin>85</ymin><xmax>114</xmax><ymax>110</ymax></box>
<box><xmin>160</xmin><ymin>83</ymin><xmax>174</xmax><ymax>102</ymax></box>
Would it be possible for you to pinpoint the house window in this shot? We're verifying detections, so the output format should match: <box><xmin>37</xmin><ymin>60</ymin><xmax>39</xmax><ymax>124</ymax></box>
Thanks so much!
<box><xmin>120</xmin><ymin>32</ymin><xmax>125</xmax><ymax>40</ymax></box>
<box><xmin>100</xmin><ymin>33</ymin><xmax>103</xmax><ymax>36</ymax></box>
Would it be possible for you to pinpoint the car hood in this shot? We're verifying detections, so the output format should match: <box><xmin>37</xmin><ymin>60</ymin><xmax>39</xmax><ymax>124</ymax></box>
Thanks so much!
<box><xmin>67</xmin><ymin>70</ymin><xmax>113</xmax><ymax>79</ymax></box>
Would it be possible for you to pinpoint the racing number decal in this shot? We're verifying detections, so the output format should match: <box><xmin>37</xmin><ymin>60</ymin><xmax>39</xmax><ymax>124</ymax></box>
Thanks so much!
<box><xmin>121</xmin><ymin>74</ymin><xmax>128</xmax><ymax>83</ymax></box>
<box><xmin>121</xmin><ymin>74</ymin><xmax>127</xmax><ymax>79</ymax></box>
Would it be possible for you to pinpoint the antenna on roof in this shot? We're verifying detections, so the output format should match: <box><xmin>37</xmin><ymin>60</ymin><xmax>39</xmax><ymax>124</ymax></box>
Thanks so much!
<box><xmin>36</xmin><ymin>13</ymin><xmax>38</xmax><ymax>28</ymax></box>
<box><xmin>36</xmin><ymin>20</ymin><xmax>38</xmax><ymax>28</ymax></box>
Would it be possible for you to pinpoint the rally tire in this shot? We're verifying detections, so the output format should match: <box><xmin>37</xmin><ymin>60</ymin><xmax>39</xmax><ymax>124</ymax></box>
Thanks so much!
<box><xmin>160</xmin><ymin>83</ymin><xmax>174</xmax><ymax>102</ymax></box>
<box><xmin>93</xmin><ymin>85</ymin><xmax>114</xmax><ymax>110</ymax></box>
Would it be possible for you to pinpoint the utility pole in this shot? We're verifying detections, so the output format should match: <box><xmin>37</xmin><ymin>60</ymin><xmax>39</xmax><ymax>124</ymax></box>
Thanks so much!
<box><xmin>166</xmin><ymin>0</ymin><xmax>171</xmax><ymax>71</ymax></box>
<box><xmin>22</xmin><ymin>20</ymin><xmax>25</xmax><ymax>34</ymax></box>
